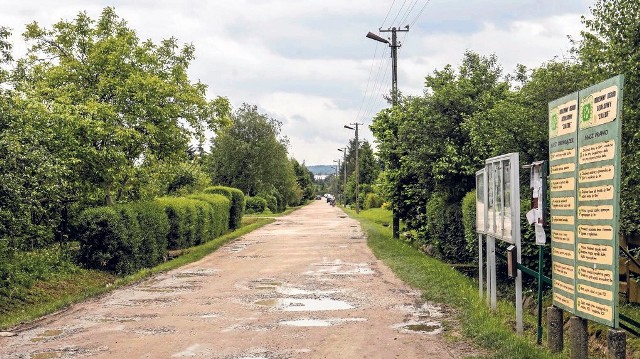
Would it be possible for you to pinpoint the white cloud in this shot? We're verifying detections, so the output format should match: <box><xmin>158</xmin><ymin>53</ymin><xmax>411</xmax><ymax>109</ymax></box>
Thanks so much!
<box><xmin>2</xmin><ymin>0</ymin><xmax>593</xmax><ymax>165</ymax></box>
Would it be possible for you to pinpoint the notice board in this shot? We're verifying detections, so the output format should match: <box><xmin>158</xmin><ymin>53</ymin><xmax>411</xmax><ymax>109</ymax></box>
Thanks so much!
<box><xmin>549</xmin><ymin>75</ymin><xmax>623</xmax><ymax>328</ymax></box>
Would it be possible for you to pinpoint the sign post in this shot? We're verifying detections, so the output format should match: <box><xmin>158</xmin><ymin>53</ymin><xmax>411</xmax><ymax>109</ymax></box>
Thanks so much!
<box><xmin>549</xmin><ymin>75</ymin><xmax>623</xmax><ymax>328</ymax></box>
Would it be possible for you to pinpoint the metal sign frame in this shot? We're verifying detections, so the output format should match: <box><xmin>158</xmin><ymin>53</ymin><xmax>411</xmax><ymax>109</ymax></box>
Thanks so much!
<box><xmin>477</xmin><ymin>152</ymin><xmax>523</xmax><ymax>333</ymax></box>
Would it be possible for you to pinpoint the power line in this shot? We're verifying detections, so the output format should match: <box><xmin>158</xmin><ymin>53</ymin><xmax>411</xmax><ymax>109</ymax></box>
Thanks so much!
<box><xmin>389</xmin><ymin>0</ymin><xmax>408</xmax><ymax>29</ymax></box>
<box><xmin>354</xmin><ymin>42</ymin><xmax>382</xmax><ymax>128</ymax></box>
<box><xmin>380</xmin><ymin>0</ymin><xmax>397</xmax><ymax>28</ymax></box>
<box><xmin>398</xmin><ymin>0</ymin><xmax>419</xmax><ymax>27</ymax></box>
<box><xmin>410</xmin><ymin>0</ymin><xmax>432</xmax><ymax>27</ymax></box>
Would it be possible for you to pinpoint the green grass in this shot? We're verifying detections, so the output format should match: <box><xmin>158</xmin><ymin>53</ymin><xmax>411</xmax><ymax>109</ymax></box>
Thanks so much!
<box><xmin>345</xmin><ymin>207</ymin><xmax>566</xmax><ymax>359</ymax></box>
<box><xmin>0</xmin><ymin>217</ymin><xmax>274</xmax><ymax>330</ymax></box>
<box><xmin>244</xmin><ymin>202</ymin><xmax>308</xmax><ymax>217</ymax></box>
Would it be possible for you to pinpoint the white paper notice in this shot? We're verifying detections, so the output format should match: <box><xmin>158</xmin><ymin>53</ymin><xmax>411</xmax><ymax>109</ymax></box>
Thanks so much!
<box><xmin>526</xmin><ymin>209</ymin><xmax>536</xmax><ymax>225</ymax></box>
<box><xmin>535</xmin><ymin>223</ymin><xmax>546</xmax><ymax>245</ymax></box>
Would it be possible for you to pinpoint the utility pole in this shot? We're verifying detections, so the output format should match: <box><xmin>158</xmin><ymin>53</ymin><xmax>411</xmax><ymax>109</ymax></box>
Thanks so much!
<box><xmin>344</xmin><ymin>123</ymin><xmax>363</xmax><ymax>214</ymax></box>
<box><xmin>367</xmin><ymin>25</ymin><xmax>408</xmax><ymax>238</ymax></box>
<box><xmin>333</xmin><ymin>159</ymin><xmax>341</xmax><ymax>203</ymax></box>
<box><xmin>338</xmin><ymin>147</ymin><xmax>347</xmax><ymax>205</ymax></box>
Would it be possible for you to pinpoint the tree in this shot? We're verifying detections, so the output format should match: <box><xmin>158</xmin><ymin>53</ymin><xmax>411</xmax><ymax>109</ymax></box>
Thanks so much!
<box><xmin>15</xmin><ymin>8</ymin><xmax>230</xmax><ymax>205</ymax></box>
<box><xmin>206</xmin><ymin>104</ymin><xmax>300</xmax><ymax>208</ymax></box>
<box><xmin>291</xmin><ymin>159</ymin><xmax>314</xmax><ymax>202</ymax></box>
<box><xmin>576</xmin><ymin>0</ymin><xmax>640</xmax><ymax>235</ymax></box>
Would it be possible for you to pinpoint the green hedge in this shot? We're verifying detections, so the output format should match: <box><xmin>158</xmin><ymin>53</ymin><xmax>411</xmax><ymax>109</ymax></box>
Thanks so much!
<box><xmin>260</xmin><ymin>193</ymin><xmax>278</xmax><ymax>213</ymax></box>
<box><xmin>461</xmin><ymin>190</ymin><xmax>477</xmax><ymax>255</ymax></box>
<box><xmin>425</xmin><ymin>192</ymin><xmax>470</xmax><ymax>263</ymax></box>
<box><xmin>76</xmin><ymin>207</ymin><xmax>141</xmax><ymax>275</ymax></box>
<box><xmin>128</xmin><ymin>202</ymin><xmax>170</xmax><ymax>267</ymax></box>
<box><xmin>246</xmin><ymin>196</ymin><xmax>267</xmax><ymax>214</ymax></box>
<box><xmin>188</xmin><ymin>193</ymin><xmax>230</xmax><ymax>238</ymax></box>
<box><xmin>155</xmin><ymin>197</ymin><xmax>199</xmax><ymax>250</ymax></box>
<box><xmin>204</xmin><ymin>186</ymin><xmax>245</xmax><ymax>229</ymax></box>
<box><xmin>75</xmin><ymin>192</ymin><xmax>236</xmax><ymax>274</ymax></box>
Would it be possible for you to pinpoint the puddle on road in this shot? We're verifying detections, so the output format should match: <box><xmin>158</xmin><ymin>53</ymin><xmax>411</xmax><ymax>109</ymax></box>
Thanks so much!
<box><xmin>30</xmin><ymin>329</ymin><xmax>63</xmax><ymax>342</ymax></box>
<box><xmin>403</xmin><ymin>323</ymin><xmax>441</xmax><ymax>333</ymax></box>
<box><xmin>305</xmin><ymin>260</ymin><xmax>375</xmax><ymax>277</ymax></box>
<box><xmin>279</xmin><ymin>317</ymin><xmax>367</xmax><ymax>327</ymax></box>
<box><xmin>393</xmin><ymin>301</ymin><xmax>444</xmax><ymax>335</ymax></box>
<box><xmin>93</xmin><ymin>313</ymin><xmax>159</xmax><ymax>323</ymax></box>
<box><xmin>131</xmin><ymin>326</ymin><xmax>176</xmax><ymax>335</ymax></box>
<box><xmin>174</xmin><ymin>268</ymin><xmax>219</xmax><ymax>277</ymax></box>
<box><xmin>255</xmin><ymin>298</ymin><xmax>354</xmax><ymax>311</ymax></box>
<box><xmin>31</xmin><ymin>352</ymin><xmax>62</xmax><ymax>359</ymax></box>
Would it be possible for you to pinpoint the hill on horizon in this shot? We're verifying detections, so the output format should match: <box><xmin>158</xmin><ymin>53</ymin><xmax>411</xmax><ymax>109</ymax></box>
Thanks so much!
<box><xmin>306</xmin><ymin>165</ymin><xmax>334</xmax><ymax>175</ymax></box>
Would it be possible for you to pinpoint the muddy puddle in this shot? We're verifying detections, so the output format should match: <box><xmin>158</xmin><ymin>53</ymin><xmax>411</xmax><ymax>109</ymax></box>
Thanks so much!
<box><xmin>255</xmin><ymin>297</ymin><xmax>354</xmax><ymax>311</ymax></box>
<box><xmin>279</xmin><ymin>317</ymin><xmax>367</xmax><ymax>327</ymax></box>
<box><xmin>393</xmin><ymin>302</ymin><xmax>444</xmax><ymax>335</ymax></box>
<box><xmin>30</xmin><ymin>329</ymin><xmax>63</xmax><ymax>342</ymax></box>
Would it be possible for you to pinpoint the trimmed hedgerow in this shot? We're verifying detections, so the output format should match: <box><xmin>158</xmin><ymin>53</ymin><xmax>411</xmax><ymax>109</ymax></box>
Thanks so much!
<box><xmin>75</xmin><ymin>207</ymin><xmax>141</xmax><ymax>275</ymax></box>
<box><xmin>188</xmin><ymin>193</ymin><xmax>231</xmax><ymax>240</ymax></box>
<box><xmin>155</xmin><ymin>197</ymin><xmax>199</xmax><ymax>250</ymax></box>
<box><xmin>246</xmin><ymin>196</ymin><xmax>267</xmax><ymax>214</ymax></box>
<box><xmin>461</xmin><ymin>190</ymin><xmax>477</xmax><ymax>255</ymax></box>
<box><xmin>204</xmin><ymin>186</ymin><xmax>245</xmax><ymax>229</ymax></box>
<box><xmin>128</xmin><ymin>201</ymin><xmax>170</xmax><ymax>267</ymax></box>
<box><xmin>260</xmin><ymin>194</ymin><xmax>278</xmax><ymax>213</ymax></box>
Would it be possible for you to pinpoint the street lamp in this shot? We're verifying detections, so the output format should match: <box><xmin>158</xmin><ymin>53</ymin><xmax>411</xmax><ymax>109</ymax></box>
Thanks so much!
<box><xmin>333</xmin><ymin>159</ymin><xmax>341</xmax><ymax>203</ymax></box>
<box><xmin>366</xmin><ymin>26</ymin><xmax>409</xmax><ymax>238</ymax></box>
<box><xmin>344</xmin><ymin>123</ymin><xmax>362</xmax><ymax>214</ymax></box>
<box><xmin>338</xmin><ymin>147</ymin><xmax>347</xmax><ymax>205</ymax></box>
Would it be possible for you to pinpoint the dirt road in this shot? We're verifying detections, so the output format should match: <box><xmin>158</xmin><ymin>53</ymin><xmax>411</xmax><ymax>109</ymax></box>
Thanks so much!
<box><xmin>1</xmin><ymin>201</ymin><xmax>479</xmax><ymax>358</ymax></box>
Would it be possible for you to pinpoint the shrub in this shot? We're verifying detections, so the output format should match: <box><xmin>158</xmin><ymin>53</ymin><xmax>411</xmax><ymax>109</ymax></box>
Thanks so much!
<box><xmin>424</xmin><ymin>192</ymin><xmax>471</xmax><ymax>263</ymax></box>
<box><xmin>188</xmin><ymin>193</ymin><xmax>230</xmax><ymax>239</ymax></box>
<box><xmin>128</xmin><ymin>201</ymin><xmax>170</xmax><ymax>267</ymax></box>
<box><xmin>155</xmin><ymin>197</ymin><xmax>199</xmax><ymax>250</ymax></box>
<box><xmin>203</xmin><ymin>186</ymin><xmax>245</xmax><ymax>229</ymax></box>
<box><xmin>246</xmin><ymin>196</ymin><xmax>267</xmax><ymax>214</ymax></box>
<box><xmin>75</xmin><ymin>207</ymin><xmax>141</xmax><ymax>275</ymax></box>
<box><xmin>425</xmin><ymin>192</ymin><xmax>448</xmax><ymax>250</ymax></box>
<box><xmin>461</xmin><ymin>190</ymin><xmax>477</xmax><ymax>254</ymax></box>
<box><xmin>363</xmin><ymin>192</ymin><xmax>384</xmax><ymax>210</ymax></box>
<box><xmin>260</xmin><ymin>193</ymin><xmax>278</xmax><ymax>213</ymax></box>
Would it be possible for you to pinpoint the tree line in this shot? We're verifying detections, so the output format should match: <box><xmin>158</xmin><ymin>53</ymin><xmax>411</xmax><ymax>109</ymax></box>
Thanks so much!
<box><xmin>369</xmin><ymin>0</ymin><xmax>640</xmax><ymax>265</ymax></box>
<box><xmin>0</xmin><ymin>7</ymin><xmax>314</xmax><ymax>254</ymax></box>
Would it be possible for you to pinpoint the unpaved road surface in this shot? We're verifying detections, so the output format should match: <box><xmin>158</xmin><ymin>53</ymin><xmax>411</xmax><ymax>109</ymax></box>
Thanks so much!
<box><xmin>1</xmin><ymin>201</ymin><xmax>481</xmax><ymax>358</ymax></box>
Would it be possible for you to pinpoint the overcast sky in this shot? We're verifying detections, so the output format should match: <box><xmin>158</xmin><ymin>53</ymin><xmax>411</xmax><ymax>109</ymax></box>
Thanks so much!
<box><xmin>3</xmin><ymin>0</ymin><xmax>594</xmax><ymax>165</ymax></box>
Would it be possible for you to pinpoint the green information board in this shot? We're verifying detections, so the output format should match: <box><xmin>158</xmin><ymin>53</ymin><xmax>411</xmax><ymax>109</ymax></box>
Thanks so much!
<box><xmin>549</xmin><ymin>75</ymin><xmax>623</xmax><ymax>328</ymax></box>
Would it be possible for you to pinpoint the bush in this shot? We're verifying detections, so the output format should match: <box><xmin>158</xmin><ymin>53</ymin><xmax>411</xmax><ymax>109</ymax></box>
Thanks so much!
<box><xmin>260</xmin><ymin>193</ymin><xmax>278</xmax><ymax>213</ymax></box>
<box><xmin>204</xmin><ymin>186</ymin><xmax>245</xmax><ymax>229</ymax></box>
<box><xmin>128</xmin><ymin>201</ymin><xmax>170</xmax><ymax>267</ymax></box>
<box><xmin>75</xmin><ymin>207</ymin><xmax>141</xmax><ymax>275</ymax></box>
<box><xmin>425</xmin><ymin>192</ymin><xmax>470</xmax><ymax>263</ymax></box>
<box><xmin>363</xmin><ymin>192</ymin><xmax>384</xmax><ymax>210</ymax></box>
<box><xmin>155</xmin><ymin>197</ymin><xmax>199</xmax><ymax>250</ymax></box>
<box><xmin>461</xmin><ymin>190</ymin><xmax>477</xmax><ymax>254</ymax></box>
<box><xmin>188</xmin><ymin>193</ymin><xmax>230</xmax><ymax>239</ymax></box>
<box><xmin>246</xmin><ymin>196</ymin><xmax>267</xmax><ymax>214</ymax></box>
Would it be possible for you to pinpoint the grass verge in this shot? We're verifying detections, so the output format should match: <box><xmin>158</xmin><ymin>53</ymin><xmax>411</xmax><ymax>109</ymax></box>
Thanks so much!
<box><xmin>344</xmin><ymin>207</ymin><xmax>566</xmax><ymax>359</ymax></box>
<box><xmin>0</xmin><ymin>217</ymin><xmax>274</xmax><ymax>330</ymax></box>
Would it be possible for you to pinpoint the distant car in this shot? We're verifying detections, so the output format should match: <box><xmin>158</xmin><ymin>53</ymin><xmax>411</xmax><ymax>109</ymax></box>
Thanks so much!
<box><xmin>315</xmin><ymin>195</ymin><xmax>322</xmax><ymax>200</ymax></box>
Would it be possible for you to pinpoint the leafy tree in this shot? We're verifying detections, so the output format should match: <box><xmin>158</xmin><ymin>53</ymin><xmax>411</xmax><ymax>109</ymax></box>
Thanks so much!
<box><xmin>576</xmin><ymin>0</ymin><xmax>640</xmax><ymax>235</ymax></box>
<box><xmin>15</xmin><ymin>8</ymin><xmax>230</xmax><ymax>205</ymax></box>
<box><xmin>206</xmin><ymin>104</ymin><xmax>300</xmax><ymax>208</ymax></box>
<box><xmin>291</xmin><ymin>159</ymin><xmax>314</xmax><ymax>201</ymax></box>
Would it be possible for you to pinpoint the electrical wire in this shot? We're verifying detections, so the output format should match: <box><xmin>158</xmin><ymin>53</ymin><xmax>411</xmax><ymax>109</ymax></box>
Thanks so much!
<box><xmin>389</xmin><ymin>0</ymin><xmax>409</xmax><ymax>29</ymax></box>
<box><xmin>380</xmin><ymin>0</ymin><xmax>397</xmax><ymax>28</ymax></box>
<box><xmin>410</xmin><ymin>0</ymin><xmax>432</xmax><ymax>28</ymax></box>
